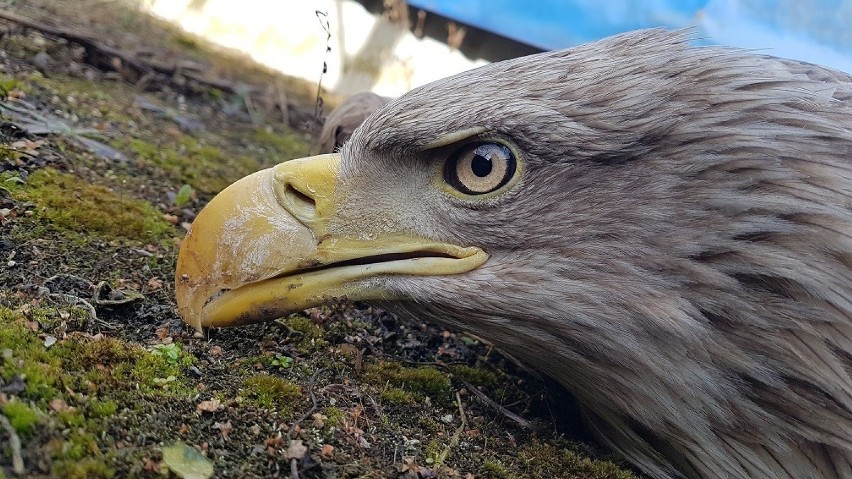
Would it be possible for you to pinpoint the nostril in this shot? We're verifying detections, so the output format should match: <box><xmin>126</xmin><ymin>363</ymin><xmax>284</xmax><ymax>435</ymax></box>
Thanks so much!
<box><xmin>285</xmin><ymin>183</ymin><xmax>316</xmax><ymax>210</ymax></box>
<box><xmin>280</xmin><ymin>181</ymin><xmax>318</xmax><ymax>225</ymax></box>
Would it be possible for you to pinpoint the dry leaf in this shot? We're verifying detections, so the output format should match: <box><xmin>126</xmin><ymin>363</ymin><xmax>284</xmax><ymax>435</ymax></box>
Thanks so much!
<box><xmin>285</xmin><ymin>439</ymin><xmax>307</xmax><ymax>460</ymax></box>
<box><xmin>148</xmin><ymin>277</ymin><xmax>163</xmax><ymax>290</ymax></box>
<box><xmin>213</xmin><ymin>420</ymin><xmax>233</xmax><ymax>440</ymax></box>
<box><xmin>196</xmin><ymin>399</ymin><xmax>221</xmax><ymax>413</ymax></box>
<box><xmin>49</xmin><ymin>398</ymin><xmax>71</xmax><ymax>412</ymax></box>
<box><xmin>311</xmin><ymin>412</ymin><xmax>327</xmax><ymax>428</ymax></box>
<box><xmin>320</xmin><ymin>444</ymin><xmax>334</xmax><ymax>457</ymax></box>
<box><xmin>155</xmin><ymin>324</ymin><xmax>170</xmax><ymax>341</ymax></box>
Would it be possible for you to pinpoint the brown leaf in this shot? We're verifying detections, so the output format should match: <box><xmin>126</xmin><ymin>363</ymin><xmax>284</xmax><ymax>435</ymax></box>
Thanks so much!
<box><xmin>155</xmin><ymin>324</ymin><xmax>170</xmax><ymax>341</ymax></box>
<box><xmin>320</xmin><ymin>444</ymin><xmax>334</xmax><ymax>457</ymax></box>
<box><xmin>49</xmin><ymin>398</ymin><xmax>71</xmax><ymax>412</ymax></box>
<box><xmin>209</xmin><ymin>345</ymin><xmax>223</xmax><ymax>356</ymax></box>
<box><xmin>142</xmin><ymin>457</ymin><xmax>160</xmax><ymax>473</ymax></box>
<box><xmin>311</xmin><ymin>412</ymin><xmax>327</xmax><ymax>428</ymax></box>
<box><xmin>213</xmin><ymin>420</ymin><xmax>233</xmax><ymax>440</ymax></box>
<box><xmin>196</xmin><ymin>399</ymin><xmax>221</xmax><ymax>413</ymax></box>
<box><xmin>285</xmin><ymin>440</ymin><xmax>307</xmax><ymax>460</ymax></box>
<box><xmin>148</xmin><ymin>277</ymin><xmax>163</xmax><ymax>290</ymax></box>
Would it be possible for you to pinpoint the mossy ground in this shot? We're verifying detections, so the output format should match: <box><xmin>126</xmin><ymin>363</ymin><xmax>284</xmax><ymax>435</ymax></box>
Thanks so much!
<box><xmin>0</xmin><ymin>1</ymin><xmax>641</xmax><ymax>478</ymax></box>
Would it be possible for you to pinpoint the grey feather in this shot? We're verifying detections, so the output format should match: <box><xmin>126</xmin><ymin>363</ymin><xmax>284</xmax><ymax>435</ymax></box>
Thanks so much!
<box><xmin>332</xmin><ymin>29</ymin><xmax>852</xmax><ymax>479</ymax></box>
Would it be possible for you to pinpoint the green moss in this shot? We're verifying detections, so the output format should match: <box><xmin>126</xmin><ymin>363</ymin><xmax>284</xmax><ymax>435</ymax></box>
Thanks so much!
<box><xmin>363</xmin><ymin>361</ymin><xmax>452</xmax><ymax>402</ymax></box>
<box><xmin>283</xmin><ymin>315</ymin><xmax>328</xmax><ymax>352</ymax></box>
<box><xmin>129</xmin><ymin>344</ymin><xmax>196</xmax><ymax>394</ymax></box>
<box><xmin>58</xmin><ymin>409</ymin><xmax>86</xmax><ymax>428</ymax></box>
<box><xmin>2</xmin><ymin>399</ymin><xmax>40</xmax><ymax>435</ymax></box>
<box><xmin>379</xmin><ymin>387</ymin><xmax>416</xmax><ymax>406</ymax></box>
<box><xmin>322</xmin><ymin>406</ymin><xmax>345</xmax><ymax>427</ymax></box>
<box><xmin>121</xmin><ymin>136</ymin><xmax>263</xmax><ymax>194</ymax></box>
<box><xmin>242</xmin><ymin>373</ymin><xmax>301</xmax><ymax>411</ymax></box>
<box><xmin>51</xmin><ymin>457</ymin><xmax>115</xmax><ymax>479</ymax></box>
<box><xmin>517</xmin><ymin>442</ymin><xmax>637</xmax><ymax>479</ymax></box>
<box><xmin>450</xmin><ymin>365</ymin><xmax>499</xmax><ymax>387</ymax></box>
<box><xmin>0</xmin><ymin>308</ymin><xmax>62</xmax><ymax>400</ymax></box>
<box><xmin>482</xmin><ymin>460</ymin><xmax>513</xmax><ymax>479</ymax></box>
<box><xmin>90</xmin><ymin>399</ymin><xmax>118</xmax><ymax>418</ymax></box>
<box><xmin>4</xmin><ymin>168</ymin><xmax>173</xmax><ymax>242</ymax></box>
<box><xmin>251</xmin><ymin>127</ymin><xmax>310</xmax><ymax>158</ymax></box>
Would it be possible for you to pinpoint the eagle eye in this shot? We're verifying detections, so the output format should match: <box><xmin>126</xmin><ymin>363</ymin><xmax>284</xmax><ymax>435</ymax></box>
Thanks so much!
<box><xmin>444</xmin><ymin>142</ymin><xmax>517</xmax><ymax>195</ymax></box>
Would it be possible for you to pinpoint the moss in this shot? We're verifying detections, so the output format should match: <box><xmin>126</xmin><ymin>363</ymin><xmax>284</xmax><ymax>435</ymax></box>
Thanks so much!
<box><xmin>0</xmin><ymin>308</ymin><xmax>63</xmax><ymax>400</ymax></box>
<box><xmin>379</xmin><ymin>387</ymin><xmax>416</xmax><ymax>406</ymax></box>
<box><xmin>322</xmin><ymin>406</ymin><xmax>345</xmax><ymax>427</ymax></box>
<box><xmin>58</xmin><ymin>409</ymin><xmax>86</xmax><ymax>428</ymax></box>
<box><xmin>51</xmin><ymin>457</ymin><xmax>115</xmax><ymax>479</ymax></box>
<box><xmin>363</xmin><ymin>361</ymin><xmax>452</xmax><ymax>402</ymax></box>
<box><xmin>251</xmin><ymin>127</ymin><xmax>310</xmax><ymax>159</ymax></box>
<box><xmin>2</xmin><ymin>399</ymin><xmax>40</xmax><ymax>435</ymax></box>
<box><xmin>449</xmin><ymin>364</ymin><xmax>499</xmax><ymax>387</ymax></box>
<box><xmin>482</xmin><ymin>460</ymin><xmax>513</xmax><ymax>479</ymax></box>
<box><xmin>283</xmin><ymin>315</ymin><xmax>328</xmax><ymax>352</ymax></box>
<box><xmin>128</xmin><ymin>344</ymin><xmax>196</xmax><ymax>394</ymax></box>
<box><xmin>4</xmin><ymin>168</ymin><xmax>173</xmax><ymax>242</ymax></box>
<box><xmin>242</xmin><ymin>373</ymin><xmax>301</xmax><ymax>411</ymax></box>
<box><xmin>90</xmin><ymin>399</ymin><xmax>118</xmax><ymax>418</ymax></box>
<box><xmin>121</xmin><ymin>136</ymin><xmax>267</xmax><ymax>194</ymax></box>
<box><xmin>517</xmin><ymin>441</ymin><xmax>637</xmax><ymax>479</ymax></box>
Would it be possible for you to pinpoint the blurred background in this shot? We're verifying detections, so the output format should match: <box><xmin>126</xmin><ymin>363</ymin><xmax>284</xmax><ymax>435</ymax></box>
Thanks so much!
<box><xmin>145</xmin><ymin>0</ymin><xmax>852</xmax><ymax>98</ymax></box>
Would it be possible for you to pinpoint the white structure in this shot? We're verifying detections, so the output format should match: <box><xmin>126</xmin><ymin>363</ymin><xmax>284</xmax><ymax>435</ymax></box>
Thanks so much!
<box><xmin>144</xmin><ymin>0</ymin><xmax>488</xmax><ymax>98</ymax></box>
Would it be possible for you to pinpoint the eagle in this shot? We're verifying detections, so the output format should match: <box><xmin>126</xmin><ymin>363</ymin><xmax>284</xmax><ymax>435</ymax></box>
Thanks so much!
<box><xmin>317</xmin><ymin>91</ymin><xmax>390</xmax><ymax>154</ymax></box>
<box><xmin>175</xmin><ymin>29</ymin><xmax>852</xmax><ymax>479</ymax></box>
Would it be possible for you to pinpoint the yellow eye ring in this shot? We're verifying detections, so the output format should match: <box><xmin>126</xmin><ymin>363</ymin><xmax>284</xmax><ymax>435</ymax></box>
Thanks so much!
<box><xmin>443</xmin><ymin>142</ymin><xmax>517</xmax><ymax>195</ymax></box>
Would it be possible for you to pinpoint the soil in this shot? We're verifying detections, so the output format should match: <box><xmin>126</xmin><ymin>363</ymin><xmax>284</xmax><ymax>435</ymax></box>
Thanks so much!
<box><xmin>0</xmin><ymin>1</ymin><xmax>640</xmax><ymax>478</ymax></box>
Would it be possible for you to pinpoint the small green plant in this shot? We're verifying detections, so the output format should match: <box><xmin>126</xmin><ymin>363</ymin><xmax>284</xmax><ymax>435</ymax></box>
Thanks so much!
<box><xmin>175</xmin><ymin>184</ymin><xmax>193</xmax><ymax>207</ymax></box>
<box><xmin>150</xmin><ymin>343</ymin><xmax>182</xmax><ymax>366</ymax></box>
<box><xmin>0</xmin><ymin>75</ymin><xmax>20</xmax><ymax>98</ymax></box>
<box><xmin>270</xmin><ymin>354</ymin><xmax>293</xmax><ymax>370</ymax></box>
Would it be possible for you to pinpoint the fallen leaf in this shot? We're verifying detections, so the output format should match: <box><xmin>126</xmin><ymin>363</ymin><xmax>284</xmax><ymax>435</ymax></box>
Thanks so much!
<box><xmin>142</xmin><ymin>457</ymin><xmax>160</xmax><ymax>473</ymax></box>
<box><xmin>161</xmin><ymin>442</ymin><xmax>213</xmax><ymax>479</ymax></box>
<box><xmin>209</xmin><ymin>345</ymin><xmax>223</xmax><ymax>356</ymax></box>
<box><xmin>213</xmin><ymin>420</ymin><xmax>233</xmax><ymax>440</ymax></box>
<box><xmin>320</xmin><ymin>444</ymin><xmax>334</xmax><ymax>457</ymax></box>
<box><xmin>285</xmin><ymin>439</ymin><xmax>307</xmax><ymax>460</ymax></box>
<box><xmin>155</xmin><ymin>324</ymin><xmax>170</xmax><ymax>341</ymax></box>
<box><xmin>49</xmin><ymin>398</ymin><xmax>71</xmax><ymax>412</ymax></box>
<box><xmin>312</xmin><ymin>412</ymin><xmax>327</xmax><ymax>428</ymax></box>
<box><xmin>196</xmin><ymin>399</ymin><xmax>221</xmax><ymax>413</ymax></box>
<box><xmin>148</xmin><ymin>277</ymin><xmax>163</xmax><ymax>290</ymax></box>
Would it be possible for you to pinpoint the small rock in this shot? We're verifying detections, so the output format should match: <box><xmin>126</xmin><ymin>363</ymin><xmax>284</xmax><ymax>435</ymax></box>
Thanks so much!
<box><xmin>32</xmin><ymin>51</ymin><xmax>52</xmax><ymax>70</ymax></box>
<box><xmin>43</xmin><ymin>335</ymin><xmax>57</xmax><ymax>348</ymax></box>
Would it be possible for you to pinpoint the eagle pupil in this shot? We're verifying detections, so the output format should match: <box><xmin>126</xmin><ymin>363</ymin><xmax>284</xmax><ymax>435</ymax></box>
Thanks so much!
<box><xmin>471</xmin><ymin>155</ymin><xmax>492</xmax><ymax>177</ymax></box>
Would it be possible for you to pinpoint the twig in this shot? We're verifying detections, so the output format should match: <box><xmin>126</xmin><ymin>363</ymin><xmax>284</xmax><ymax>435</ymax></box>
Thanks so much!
<box><xmin>290</xmin><ymin>457</ymin><xmax>299</xmax><ymax>479</ymax></box>
<box><xmin>287</xmin><ymin>368</ymin><xmax>323</xmax><ymax>440</ymax></box>
<box><xmin>48</xmin><ymin>293</ymin><xmax>100</xmax><ymax>329</ymax></box>
<box><xmin>286</xmin><ymin>368</ymin><xmax>324</xmax><ymax>479</ymax></box>
<box><xmin>435</xmin><ymin>391</ymin><xmax>469</xmax><ymax>465</ymax></box>
<box><xmin>313</xmin><ymin>10</ymin><xmax>331</xmax><ymax>121</ymax></box>
<box><xmin>462</xmin><ymin>380</ymin><xmax>533</xmax><ymax>430</ymax></box>
<box><xmin>0</xmin><ymin>413</ymin><xmax>24</xmax><ymax>474</ymax></box>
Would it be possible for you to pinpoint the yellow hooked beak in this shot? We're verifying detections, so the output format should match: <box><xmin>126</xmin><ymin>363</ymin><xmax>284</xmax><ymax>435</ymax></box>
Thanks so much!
<box><xmin>175</xmin><ymin>153</ymin><xmax>488</xmax><ymax>331</ymax></box>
